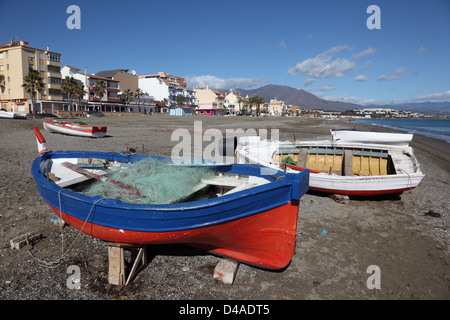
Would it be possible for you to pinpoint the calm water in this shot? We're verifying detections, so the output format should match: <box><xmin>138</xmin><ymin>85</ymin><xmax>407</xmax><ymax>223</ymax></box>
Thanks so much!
<box><xmin>353</xmin><ymin>118</ymin><xmax>450</xmax><ymax>143</ymax></box>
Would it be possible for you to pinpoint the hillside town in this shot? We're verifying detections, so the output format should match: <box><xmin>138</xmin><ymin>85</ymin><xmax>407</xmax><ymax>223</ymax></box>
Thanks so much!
<box><xmin>0</xmin><ymin>40</ymin><xmax>443</xmax><ymax>119</ymax></box>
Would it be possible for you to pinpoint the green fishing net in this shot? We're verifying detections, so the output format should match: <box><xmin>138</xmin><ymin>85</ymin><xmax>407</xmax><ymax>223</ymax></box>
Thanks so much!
<box><xmin>79</xmin><ymin>159</ymin><xmax>216</xmax><ymax>204</ymax></box>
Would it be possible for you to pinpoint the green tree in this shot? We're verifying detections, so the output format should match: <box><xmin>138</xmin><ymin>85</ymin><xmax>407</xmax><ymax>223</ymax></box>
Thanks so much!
<box><xmin>248</xmin><ymin>95</ymin><xmax>265</xmax><ymax>116</ymax></box>
<box><xmin>176</xmin><ymin>94</ymin><xmax>186</xmax><ymax>107</ymax></box>
<box><xmin>93</xmin><ymin>80</ymin><xmax>106</xmax><ymax>112</ymax></box>
<box><xmin>135</xmin><ymin>88</ymin><xmax>144</xmax><ymax>113</ymax></box>
<box><xmin>73</xmin><ymin>83</ymin><xmax>86</xmax><ymax>117</ymax></box>
<box><xmin>61</xmin><ymin>76</ymin><xmax>78</xmax><ymax>116</ymax></box>
<box><xmin>121</xmin><ymin>89</ymin><xmax>134</xmax><ymax>112</ymax></box>
<box><xmin>22</xmin><ymin>67</ymin><xmax>44</xmax><ymax>118</ymax></box>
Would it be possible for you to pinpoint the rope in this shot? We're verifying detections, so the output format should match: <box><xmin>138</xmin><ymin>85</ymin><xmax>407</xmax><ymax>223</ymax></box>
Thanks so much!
<box><xmin>27</xmin><ymin>192</ymin><xmax>105</xmax><ymax>269</ymax></box>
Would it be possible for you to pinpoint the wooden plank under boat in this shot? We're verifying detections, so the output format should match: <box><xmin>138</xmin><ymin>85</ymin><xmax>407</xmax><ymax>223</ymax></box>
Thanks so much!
<box><xmin>31</xmin><ymin>127</ymin><xmax>309</xmax><ymax>270</ymax></box>
<box><xmin>42</xmin><ymin>120</ymin><xmax>107</xmax><ymax>138</ymax></box>
<box><xmin>235</xmin><ymin>130</ymin><xmax>425</xmax><ymax>197</ymax></box>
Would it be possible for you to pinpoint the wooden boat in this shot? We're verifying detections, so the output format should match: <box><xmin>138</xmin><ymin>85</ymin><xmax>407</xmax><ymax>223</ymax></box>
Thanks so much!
<box><xmin>235</xmin><ymin>129</ymin><xmax>425</xmax><ymax>197</ymax></box>
<box><xmin>0</xmin><ymin>110</ymin><xmax>27</xmax><ymax>119</ymax></box>
<box><xmin>31</xmin><ymin>127</ymin><xmax>309</xmax><ymax>270</ymax></box>
<box><xmin>42</xmin><ymin>120</ymin><xmax>107</xmax><ymax>138</ymax></box>
<box><xmin>331</xmin><ymin>129</ymin><xmax>413</xmax><ymax>145</ymax></box>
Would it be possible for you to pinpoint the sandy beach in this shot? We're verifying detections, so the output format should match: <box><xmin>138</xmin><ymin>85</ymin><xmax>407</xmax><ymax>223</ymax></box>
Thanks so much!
<box><xmin>0</xmin><ymin>114</ymin><xmax>448</xmax><ymax>301</ymax></box>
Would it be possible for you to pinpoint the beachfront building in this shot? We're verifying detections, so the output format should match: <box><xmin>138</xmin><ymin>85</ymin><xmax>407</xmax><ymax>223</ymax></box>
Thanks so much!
<box><xmin>224</xmin><ymin>90</ymin><xmax>245</xmax><ymax>115</ymax></box>
<box><xmin>194</xmin><ymin>86</ymin><xmax>225</xmax><ymax>115</ymax></box>
<box><xmin>268</xmin><ymin>98</ymin><xmax>287</xmax><ymax>116</ymax></box>
<box><xmin>95</xmin><ymin>68</ymin><xmax>155</xmax><ymax>113</ymax></box>
<box><xmin>95</xmin><ymin>69</ymin><xmax>139</xmax><ymax>92</ymax></box>
<box><xmin>0</xmin><ymin>40</ymin><xmax>63</xmax><ymax>114</ymax></box>
<box><xmin>138</xmin><ymin>72</ymin><xmax>196</xmax><ymax>112</ymax></box>
<box><xmin>61</xmin><ymin>65</ymin><xmax>126</xmax><ymax>113</ymax></box>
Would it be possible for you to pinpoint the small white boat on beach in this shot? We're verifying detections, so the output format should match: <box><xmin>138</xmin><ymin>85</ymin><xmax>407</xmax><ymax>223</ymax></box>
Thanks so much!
<box><xmin>235</xmin><ymin>129</ymin><xmax>425</xmax><ymax>197</ymax></box>
<box><xmin>331</xmin><ymin>129</ymin><xmax>413</xmax><ymax>146</ymax></box>
<box><xmin>0</xmin><ymin>110</ymin><xmax>28</xmax><ymax>119</ymax></box>
<box><xmin>42</xmin><ymin>120</ymin><xmax>107</xmax><ymax>138</ymax></box>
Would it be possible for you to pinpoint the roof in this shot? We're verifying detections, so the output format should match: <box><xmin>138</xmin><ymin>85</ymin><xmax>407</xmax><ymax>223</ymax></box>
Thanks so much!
<box><xmin>96</xmin><ymin>69</ymin><xmax>129</xmax><ymax>78</ymax></box>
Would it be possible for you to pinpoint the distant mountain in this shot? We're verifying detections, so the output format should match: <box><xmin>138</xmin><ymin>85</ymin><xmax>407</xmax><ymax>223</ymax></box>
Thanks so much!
<box><xmin>233</xmin><ymin>84</ymin><xmax>450</xmax><ymax>115</ymax></box>
<box><xmin>234</xmin><ymin>84</ymin><xmax>360</xmax><ymax>112</ymax></box>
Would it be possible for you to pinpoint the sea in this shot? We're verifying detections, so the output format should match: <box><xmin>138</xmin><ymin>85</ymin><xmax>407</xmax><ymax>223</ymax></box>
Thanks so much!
<box><xmin>352</xmin><ymin>118</ymin><xmax>450</xmax><ymax>143</ymax></box>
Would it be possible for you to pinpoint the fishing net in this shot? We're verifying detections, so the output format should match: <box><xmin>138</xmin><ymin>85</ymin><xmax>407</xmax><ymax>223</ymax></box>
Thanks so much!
<box><xmin>79</xmin><ymin>159</ymin><xmax>216</xmax><ymax>204</ymax></box>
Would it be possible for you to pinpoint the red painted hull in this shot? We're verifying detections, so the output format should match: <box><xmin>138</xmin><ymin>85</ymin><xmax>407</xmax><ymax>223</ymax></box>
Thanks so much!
<box><xmin>48</xmin><ymin>201</ymin><xmax>300</xmax><ymax>270</ymax></box>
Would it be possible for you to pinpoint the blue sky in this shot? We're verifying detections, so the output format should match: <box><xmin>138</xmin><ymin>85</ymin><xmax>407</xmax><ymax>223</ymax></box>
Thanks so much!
<box><xmin>1</xmin><ymin>0</ymin><xmax>449</xmax><ymax>105</ymax></box>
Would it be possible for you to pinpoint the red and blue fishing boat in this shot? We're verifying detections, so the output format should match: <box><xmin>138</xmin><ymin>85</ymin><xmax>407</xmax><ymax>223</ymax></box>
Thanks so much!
<box><xmin>31</xmin><ymin>127</ymin><xmax>309</xmax><ymax>270</ymax></box>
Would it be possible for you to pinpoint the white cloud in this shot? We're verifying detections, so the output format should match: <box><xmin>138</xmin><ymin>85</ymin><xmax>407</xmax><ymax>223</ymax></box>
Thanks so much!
<box><xmin>377</xmin><ymin>67</ymin><xmax>407</xmax><ymax>81</ymax></box>
<box><xmin>352</xmin><ymin>47</ymin><xmax>376</xmax><ymax>59</ymax></box>
<box><xmin>322</xmin><ymin>94</ymin><xmax>380</xmax><ymax>105</ymax></box>
<box><xmin>417</xmin><ymin>45</ymin><xmax>427</xmax><ymax>54</ymax></box>
<box><xmin>288</xmin><ymin>45</ymin><xmax>356</xmax><ymax>80</ymax></box>
<box><xmin>185</xmin><ymin>75</ymin><xmax>262</xmax><ymax>90</ymax></box>
<box><xmin>393</xmin><ymin>67</ymin><xmax>407</xmax><ymax>75</ymax></box>
<box><xmin>377</xmin><ymin>75</ymin><xmax>400</xmax><ymax>81</ymax></box>
<box><xmin>354</xmin><ymin>75</ymin><xmax>369</xmax><ymax>82</ymax></box>
<box><xmin>414</xmin><ymin>90</ymin><xmax>450</xmax><ymax>101</ymax></box>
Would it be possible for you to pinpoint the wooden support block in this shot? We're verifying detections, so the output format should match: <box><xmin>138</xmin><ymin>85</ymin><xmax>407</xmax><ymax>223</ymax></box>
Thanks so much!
<box><xmin>10</xmin><ymin>232</ymin><xmax>42</xmax><ymax>250</ymax></box>
<box><xmin>107</xmin><ymin>243</ymin><xmax>148</xmax><ymax>286</ymax></box>
<box><xmin>213</xmin><ymin>258</ymin><xmax>240</xmax><ymax>285</ymax></box>
<box><xmin>108</xmin><ymin>246</ymin><xmax>125</xmax><ymax>286</ymax></box>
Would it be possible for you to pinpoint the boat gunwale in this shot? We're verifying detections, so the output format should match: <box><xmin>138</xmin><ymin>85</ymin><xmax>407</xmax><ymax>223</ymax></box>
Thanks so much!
<box><xmin>32</xmin><ymin>150</ymin><xmax>305</xmax><ymax>213</ymax></box>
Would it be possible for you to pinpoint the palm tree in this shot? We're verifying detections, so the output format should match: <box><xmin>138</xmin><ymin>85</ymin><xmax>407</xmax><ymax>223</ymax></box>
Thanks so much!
<box><xmin>135</xmin><ymin>88</ymin><xmax>144</xmax><ymax>113</ymax></box>
<box><xmin>176</xmin><ymin>94</ymin><xmax>186</xmax><ymax>107</ymax></box>
<box><xmin>22</xmin><ymin>68</ymin><xmax>44</xmax><ymax>118</ymax></box>
<box><xmin>121</xmin><ymin>89</ymin><xmax>134</xmax><ymax>112</ymax></box>
<box><xmin>73</xmin><ymin>83</ymin><xmax>86</xmax><ymax>117</ymax></box>
<box><xmin>61</xmin><ymin>76</ymin><xmax>77</xmax><ymax>116</ymax></box>
<box><xmin>248</xmin><ymin>95</ymin><xmax>266</xmax><ymax>116</ymax></box>
<box><xmin>93</xmin><ymin>80</ymin><xmax>106</xmax><ymax>112</ymax></box>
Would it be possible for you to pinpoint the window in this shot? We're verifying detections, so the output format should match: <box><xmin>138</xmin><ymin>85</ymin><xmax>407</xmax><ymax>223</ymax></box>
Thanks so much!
<box><xmin>0</xmin><ymin>65</ymin><xmax>3</xmax><ymax>71</ymax></box>
<box><xmin>47</xmin><ymin>54</ymin><xmax>60</xmax><ymax>62</ymax></box>
<box><xmin>39</xmin><ymin>53</ymin><xmax>44</xmax><ymax>60</ymax></box>
<box><xmin>0</xmin><ymin>53</ymin><xmax>3</xmax><ymax>59</ymax></box>
<box><xmin>40</xmin><ymin>65</ymin><xmax>45</xmax><ymax>71</ymax></box>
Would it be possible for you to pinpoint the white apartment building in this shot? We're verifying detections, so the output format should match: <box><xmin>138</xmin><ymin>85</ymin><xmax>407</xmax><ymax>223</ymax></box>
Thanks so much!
<box><xmin>138</xmin><ymin>72</ymin><xmax>195</xmax><ymax>109</ymax></box>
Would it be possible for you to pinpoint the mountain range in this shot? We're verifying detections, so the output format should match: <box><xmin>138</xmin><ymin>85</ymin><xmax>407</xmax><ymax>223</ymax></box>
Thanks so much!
<box><xmin>233</xmin><ymin>84</ymin><xmax>450</xmax><ymax>115</ymax></box>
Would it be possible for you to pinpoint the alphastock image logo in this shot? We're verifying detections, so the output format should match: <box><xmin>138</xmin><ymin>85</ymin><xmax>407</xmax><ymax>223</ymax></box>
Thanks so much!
<box><xmin>170</xmin><ymin>120</ymin><xmax>280</xmax><ymax>175</ymax></box>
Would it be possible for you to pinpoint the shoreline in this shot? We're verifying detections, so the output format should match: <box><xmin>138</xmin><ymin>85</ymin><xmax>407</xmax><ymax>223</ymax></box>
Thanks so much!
<box><xmin>0</xmin><ymin>115</ymin><xmax>448</xmax><ymax>300</ymax></box>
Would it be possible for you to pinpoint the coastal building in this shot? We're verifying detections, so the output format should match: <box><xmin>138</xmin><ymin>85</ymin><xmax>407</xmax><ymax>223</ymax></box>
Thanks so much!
<box><xmin>194</xmin><ymin>86</ymin><xmax>225</xmax><ymax>115</ymax></box>
<box><xmin>224</xmin><ymin>90</ymin><xmax>245</xmax><ymax>115</ymax></box>
<box><xmin>61</xmin><ymin>65</ymin><xmax>122</xmax><ymax>112</ymax></box>
<box><xmin>95</xmin><ymin>69</ymin><xmax>139</xmax><ymax>92</ymax></box>
<box><xmin>138</xmin><ymin>72</ymin><xmax>196</xmax><ymax>111</ymax></box>
<box><xmin>268</xmin><ymin>98</ymin><xmax>287</xmax><ymax>116</ymax></box>
<box><xmin>0</xmin><ymin>40</ymin><xmax>63</xmax><ymax>114</ymax></box>
<box><xmin>61</xmin><ymin>65</ymin><xmax>155</xmax><ymax>113</ymax></box>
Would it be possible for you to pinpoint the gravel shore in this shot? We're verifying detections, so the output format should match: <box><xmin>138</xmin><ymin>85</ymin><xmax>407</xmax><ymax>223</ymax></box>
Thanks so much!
<box><xmin>0</xmin><ymin>114</ymin><xmax>448</xmax><ymax>301</ymax></box>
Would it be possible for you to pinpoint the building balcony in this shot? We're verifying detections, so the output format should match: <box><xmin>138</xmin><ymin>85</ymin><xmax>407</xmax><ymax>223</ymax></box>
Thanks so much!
<box><xmin>46</xmin><ymin>59</ymin><xmax>61</xmax><ymax>67</ymax></box>
<box><xmin>47</xmin><ymin>70</ymin><xmax>61</xmax><ymax>78</ymax></box>
<box><xmin>47</xmin><ymin>83</ymin><xmax>61</xmax><ymax>89</ymax></box>
<box><xmin>108</xmin><ymin>98</ymin><xmax>120</xmax><ymax>103</ymax></box>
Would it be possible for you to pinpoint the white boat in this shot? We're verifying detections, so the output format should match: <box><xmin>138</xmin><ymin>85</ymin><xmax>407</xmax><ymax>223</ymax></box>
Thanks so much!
<box><xmin>42</xmin><ymin>120</ymin><xmax>107</xmax><ymax>138</ymax></box>
<box><xmin>331</xmin><ymin>129</ymin><xmax>413</xmax><ymax>146</ymax></box>
<box><xmin>235</xmin><ymin>130</ymin><xmax>425</xmax><ymax>197</ymax></box>
<box><xmin>0</xmin><ymin>111</ymin><xmax>27</xmax><ymax>119</ymax></box>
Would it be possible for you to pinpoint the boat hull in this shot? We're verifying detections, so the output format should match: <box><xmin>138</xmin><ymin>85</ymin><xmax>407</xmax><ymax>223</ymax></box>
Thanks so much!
<box><xmin>32</xmin><ymin>151</ymin><xmax>309</xmax><ymax>270</ymax></box>
<box><xmin>236</xmin><ymin>136</ymin><xmax>424</xmax><ymax>197</ymax></box>
<box><xmin>43</xmin><ymin>120</ymin><xmax>107</xmax><ymax>138</ymax></box>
